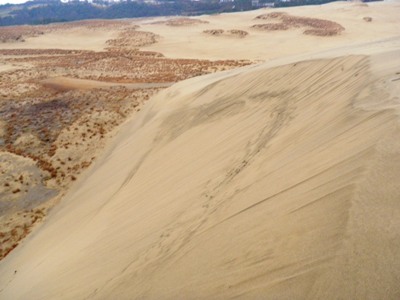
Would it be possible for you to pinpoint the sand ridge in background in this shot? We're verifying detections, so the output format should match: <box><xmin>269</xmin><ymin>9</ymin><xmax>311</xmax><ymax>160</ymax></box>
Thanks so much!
<box><xmin>141</xmin><ymin>1</ymin><xmax>400</xmax><ymax>60</ymax></box>
<box><xmin>0</xmin><ymin>0</ymin><xmax>400</xmax><ymax>299</ymax></box>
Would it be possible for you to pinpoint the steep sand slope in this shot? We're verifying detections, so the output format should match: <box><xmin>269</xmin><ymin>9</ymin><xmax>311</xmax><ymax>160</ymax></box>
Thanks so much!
<box><xmin>0</xmin><ymin>43</ymin><xmax>399</xmax><ymax>298</ymax></box>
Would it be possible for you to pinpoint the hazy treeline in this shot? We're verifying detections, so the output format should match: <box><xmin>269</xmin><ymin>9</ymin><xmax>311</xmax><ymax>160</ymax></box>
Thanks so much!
<box><xmin>0</xmin><ymin>0</ymin><xmax>344</xmax><ymax>26</ymax></box>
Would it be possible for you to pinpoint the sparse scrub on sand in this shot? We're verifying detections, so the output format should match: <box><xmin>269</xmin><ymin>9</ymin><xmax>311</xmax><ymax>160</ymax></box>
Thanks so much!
<box><xmin>203</xmin><ymin>29</ymin><xmax>225</xmax><ymax>36</ymax></box>
<box><xmin>106</xmin><ymin>28</ymin><xmax>159</xmax><ymax>50</ymax></box>
<box><xmin>252</xmin><ymin>12</ymin><xmax>344</xmax><ymax>36</ymax></box>
<box><xmin>0</xmin><ymin>208</ymin><xmax>46</xmax><ymax>260</ymax></box>
<box><xmin>151</xmin><ymin>18</ymin><xmax>209</xmax><ymax>26</ymax></box>
<box><xmin>203</xmin><ymin>29</ymin><xmax>248</xmax><ymax>38</ymax></box>
<box><xmin>227</xmin><ymin>30</ymin><xmax>249</xmax><ymax>37</ymax></box>
<box><xmin>252</xmin><ymin>23</ymin><xmax>290</xmax><ymax>31</ymax></box>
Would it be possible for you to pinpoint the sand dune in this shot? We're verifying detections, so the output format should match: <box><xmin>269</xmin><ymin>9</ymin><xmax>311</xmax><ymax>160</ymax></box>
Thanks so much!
<box><xmin>1</xmin><ymin>44</ymin><xmax>400</xmax><ymax>298</ymax></box>
<box><xmin>1</xmin><ymin>1</ymin><xmax>400</xmax><ymax>299</ymax></box>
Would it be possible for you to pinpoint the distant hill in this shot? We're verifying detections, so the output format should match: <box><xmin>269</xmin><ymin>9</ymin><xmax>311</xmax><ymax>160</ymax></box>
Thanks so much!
<box><xmin>0</xmin><ymin>0</ymin><xmax>374</xmax><ymax>27</ymax></box>
<box><xmin>0</xmin><ymin>0</ymin><xmax>201</xmax><ymax>26</ymax></box>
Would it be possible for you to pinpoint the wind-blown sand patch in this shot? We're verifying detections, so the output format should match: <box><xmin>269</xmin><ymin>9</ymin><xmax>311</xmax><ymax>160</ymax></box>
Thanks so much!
<box><xmin>253</xmin><ymin>12</ymin><xmax>345</xmax><ymax>36</ymax></box>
